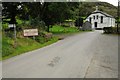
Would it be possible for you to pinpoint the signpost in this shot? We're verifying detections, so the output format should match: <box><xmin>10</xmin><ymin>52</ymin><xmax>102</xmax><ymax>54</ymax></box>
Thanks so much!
<box><xmin>23</xmin><ymin>29</ymin><xmax>38</xmax><ymax>37</ymax></box>
<box><xmin>8</xmin><ymin>24</ymin><xmax>17</xmax><ymax>47</ymax></box>
<box><xmin>23</xmin><ymin>29</ymin><xmax>38</xmax><ymax>40</ymax></box>
<box><xmin>8</xmin><ymin>24</ymin><xmax>16</xmax><ymax>28</ymax></box>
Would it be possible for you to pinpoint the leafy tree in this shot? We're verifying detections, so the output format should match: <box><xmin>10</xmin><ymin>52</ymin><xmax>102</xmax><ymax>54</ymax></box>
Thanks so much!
<box><xmin>2</xmin><ymin>2</ymin><xmax>21</xmax><ymax>24</ymax></box>
<box><xmin>42</xmin><ymin>2</ymin><xmax>79</xmax><ymax>32</ymax></box>
<box><xmin>75</xmin><ymin>17</ymin><xmax>83</xmax><ymax>28</ymax></box>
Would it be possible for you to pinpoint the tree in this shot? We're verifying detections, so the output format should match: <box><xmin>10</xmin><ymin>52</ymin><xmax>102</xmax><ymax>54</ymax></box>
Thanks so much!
<box><xmin>42</xmin><ymin>2</ymin><xmax>79</xmax><ymax>32</ymax></box>
<box><xmin>75</xmin><ymin>17</ymin><xmax>83</xmax><ymax>28</ymax></box>
<box><xmin>2</xmin><ymin>2</ymin><xmax>80</xmax><ymax>32</ymax></box>
<box><xmin>2</xmin><ymin>2</ymin><xmax>21</xmax><ymax>24</ymax></box>
<box><xmin>42</xmin><ymin>2</ymin><xmax>70</xmax><ymax>32</ymax></box>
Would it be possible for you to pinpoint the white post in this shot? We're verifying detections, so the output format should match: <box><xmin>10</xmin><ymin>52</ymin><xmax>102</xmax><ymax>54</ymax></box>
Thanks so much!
<box><xmin>14</xmin><ymin>24</ymin><xmax>17</xmax><ymax>47</ymax></box>
<box><xmin>33</xmin><ymin>36</ymin><xmax>35</xmax><ymax>40</ymax></box>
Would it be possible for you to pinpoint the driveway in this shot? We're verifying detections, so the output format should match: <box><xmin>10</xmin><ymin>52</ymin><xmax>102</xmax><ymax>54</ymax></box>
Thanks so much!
<box><xmin>2</xmin><ymin>30</ymin><xmax>118</xmax><ymax>78</ymax></box>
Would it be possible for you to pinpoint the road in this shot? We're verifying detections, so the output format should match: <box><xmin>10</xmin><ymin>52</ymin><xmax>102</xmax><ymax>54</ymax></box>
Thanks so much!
<box><xmin>2</xmin><ymin>30</ymin><xmax>118</xmax><ymax>78</ymax></box>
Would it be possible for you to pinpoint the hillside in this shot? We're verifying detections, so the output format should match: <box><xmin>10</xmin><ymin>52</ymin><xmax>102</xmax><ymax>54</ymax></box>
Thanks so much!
<box><xmin>79</xmin><ymin>2</ymin><xmax>117</xmax><ymax>18</ymax></box>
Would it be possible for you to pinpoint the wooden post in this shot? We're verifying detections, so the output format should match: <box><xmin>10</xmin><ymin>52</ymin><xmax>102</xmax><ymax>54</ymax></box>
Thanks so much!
<box><xmin>27</xmin><ymin>36</ymin><xmax>29</xmax><ymax>45</ymax></box>
<box><xmin>33</xmin><ymin>36</ymin><xmax>35</xmax><ymax>40</ymax></box>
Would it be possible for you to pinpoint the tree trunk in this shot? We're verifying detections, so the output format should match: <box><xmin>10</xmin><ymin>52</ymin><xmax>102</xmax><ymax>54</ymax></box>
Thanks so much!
<box><xmin>47</xmin><ymin>25</ymin><xmax>49</xmax><ymax>32</ymax></box>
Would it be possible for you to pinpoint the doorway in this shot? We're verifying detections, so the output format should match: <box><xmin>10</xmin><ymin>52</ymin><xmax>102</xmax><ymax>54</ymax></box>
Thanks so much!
<box><xmin>94</xmin><ymin>22</ymin><xmax>97</xmax><ymax>28</ymax></box>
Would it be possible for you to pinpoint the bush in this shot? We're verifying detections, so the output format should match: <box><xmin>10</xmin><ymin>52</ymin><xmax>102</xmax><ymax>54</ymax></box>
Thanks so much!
<box><xmin>35</xmin><ymin>31</ymin><xmax>53</xmax><ymax>44</ymax></box>
<box><xmin>4</xmin><ymin>28</ymin><xmax>15</xmax><ymax>38</ymax></box>
<box><xmin>35</xmin><ymin>36</ymin><xmax>46</xmax><ymax>44</ymax></box>
<box><xmin>2</xmin><ymin>23</ymin><xmax>8</xmax><ymax>30</ymax></box>
<box><xmin>2</xmin><ymin>36</ymin><xmax>14</xmax><ymax>57</ymax></box>
<box><xmin>29</xmin><ymin>17</ymin><xmax>47</xmax><ymax>31</ymax></box>
<box><xmin>103</xmin><ymin>27</ymin><xmax>112</xmax><ymax>33</ymax></box>
<box><xmin>44</xmin><ymin>33</ymin><xmax>53</xmax><ymax>41</ymax></box>
<box><xmin>2</xmin><ymin>43</ymin><xmax>14</xmax><ymax>57</ymax></box>
<box><xmin>103</xmin><ymin>27</ymin><xmax>120</xmax><ymax>34</ymax></box>
<box><xmin>75</xmin><ymin>17</ymin><xmax>83</xmax><ymax>27</ymax></box>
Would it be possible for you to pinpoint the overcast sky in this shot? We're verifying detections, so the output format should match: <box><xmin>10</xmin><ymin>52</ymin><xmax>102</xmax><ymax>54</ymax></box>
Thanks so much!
<box><xmin>0</xmin><ymin>0</ymin><xmax>118</xmax><ymax>6</ymax></box>
<box><xmin>100</xmin><ymin>0</ymin><xmax>118</xmax><ymax>6</ymax></box>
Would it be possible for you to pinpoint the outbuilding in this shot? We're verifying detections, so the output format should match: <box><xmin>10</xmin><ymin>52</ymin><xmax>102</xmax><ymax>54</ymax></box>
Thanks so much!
<box><xmin>86</xmin><ymin>6</ymin><xmax>116</xmax><ymax>30</ymax></box>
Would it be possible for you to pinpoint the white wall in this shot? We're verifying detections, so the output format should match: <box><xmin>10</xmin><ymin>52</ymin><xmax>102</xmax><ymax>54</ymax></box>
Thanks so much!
<box><xmin>107</xmin><ymin>18</ymin><xmax>116</xmax><ymax>27</ymax></box>
<box><xmin>112</xmin><ymin>18</ymin><xmax>115</xmax><ymax>27</ymax></box>
<box><xmin>86</xmin><ymin>13</ymin><xmax>115</xmax><ymax>29</ymax></box>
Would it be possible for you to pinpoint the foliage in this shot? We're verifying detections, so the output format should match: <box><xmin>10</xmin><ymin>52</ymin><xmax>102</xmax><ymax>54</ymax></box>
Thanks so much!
<box><xmin>2</xmin><ymin>2</ymin><xmax>22</xmax><ymax>24</ymax></box>
<box><xmin>2</xmin><ymin>2</ymin><xmax>117</xmax><ymax>32</ymax></box>
<box><xmin>35</xmin><ymin>36</ymin><xmax>46</xmax><ymax>44</ymax></box>
<box><xmin>75</xmin><ymin>17</ymin><xmax>83</xmax><ymax>27</ymax></box>
<box><xmin>103</xmin><ymin>27</ymin><xmax>120</xmax><ymax>34</ymax></box>
<box><xmin>78</xmin><ymin>2</ymin><xmax>117</xmax><ymax>18</ymax></box>
<box><xmin>2</xmin><ymin>35</ymin><xmax>14</xmax><ymax>57</ymax></box>
<box><xmin>2</xmin><ymin>23</ymin><xmax>8</xmax><ymax>30</ymax></box>
<box><xmin>1</xmin><ymin>2</ymin><xmax>118</xmax><ymax>60</ymax></box>
<box><xmin>29</xmin><ymin>17</ymin><xmax>47</xmax><ymax>31</ymax></box>
<box><xmin>35</xmin><ymin>31</ymin><xmax>52</xmax><ymax>44</ymax></box>
<box><xmin>2</xmin><ymin>33</ymin><xmax>58</xmax><ymax>60</ymax></box>
<box><xmin>42</xmin><ymin>2</ymin><xmax>79</xmax><ymax>32</ymax></box>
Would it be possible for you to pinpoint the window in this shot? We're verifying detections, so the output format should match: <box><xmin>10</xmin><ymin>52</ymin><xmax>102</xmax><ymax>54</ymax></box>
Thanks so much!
<box><xmin>101</xmin><ymin>16</ymin><xmax>103</xmax><ymax>23</ymax></box>
<box><xmin>89</xmin><ymin>17</ymin><xmax>92</xmax><ymax>23</ymax></box>
<box><xmin>93</xmin><ymin>16</ymin><xmax>95</xmax><ymax>20</ymax></box>
<box><xmin>97</xmin><ymin>15</ymin><xmax>98</xmax><ymax>19</ymax></box>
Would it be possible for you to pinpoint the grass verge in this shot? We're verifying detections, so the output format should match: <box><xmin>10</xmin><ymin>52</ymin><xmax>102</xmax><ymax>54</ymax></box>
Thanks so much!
<box><xmin>2</xmin><ymin>25</ymin><xmax>91</xmax><ymax>60</ymax></box>
<box><xmin>1</xmin><ymin>36</ymin><xmax>58</xmax><ymax>60</ymax></box>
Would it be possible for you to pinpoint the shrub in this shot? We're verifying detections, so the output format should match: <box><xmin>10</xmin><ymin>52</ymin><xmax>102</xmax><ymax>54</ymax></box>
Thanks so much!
<box><xmin>103</xmin><ymin>27</ymin><xmax>112</xmax><ymax>33</ymax></box>
<box><xmin>4</xmin><ymin>29</ymin><xmax>15</xmax><ymax>38</ymax></box>
<box><xmin>35</xmin><ymin>36</ymin><xmax>46</xmax><ymax>44</ymax></box>
<box><xmin>75</xmin><ymin>17</ymin><xmax>83</xmax><ymax>27</ymax></box>
<box><xmin>2</xmin><ymin>36</ymin><xmax>14</xmax><ymax>57</ymax></box>
<box><xmin>35</xmin><ymin>31</ymin><xmax>53</xmax><ymax>44</ymax></box>
<box><xmin>2</xmin><ymin>23</ymin><xmax>8</xmax><ymax>30</ymax></box>
<box><xmin>103</xmin><ymin>27</ymin><xmax>120</xmax><ymax>34</ymax></box>
<box><xmin>112</xmin><ymin>27</ymin><xmax>118</xmax><ymax>33</ymax></box>
<box><xmin>29</xmin><ymin>17</ymin><xmax>47</xmax><ymax>31</ymax></box>
<box><xmin>44</xmin><ymin>33</ymin><xmax>53</xmax><ymax>41</ymax></box>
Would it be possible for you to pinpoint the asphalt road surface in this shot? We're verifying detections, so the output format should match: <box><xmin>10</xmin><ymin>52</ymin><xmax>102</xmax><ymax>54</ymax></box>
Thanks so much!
<box><xmin>2</xmin><ymin>30</ymin><xmax>118</xmax><ymax>78</ymax></box>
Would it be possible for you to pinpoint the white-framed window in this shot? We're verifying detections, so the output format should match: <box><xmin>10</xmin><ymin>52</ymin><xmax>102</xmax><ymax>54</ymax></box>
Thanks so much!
<box><xmin>93</xmin><ymin>15</ymin><xmax>95</xmax><ymax>20</ymax></box>
<box><xmin>101</xmin><ymin>16</ymin><xmax>103</xmax><ymax>23</ymax></box>
<box><xmin>89</xmin><ymin>17</ymin><xmax>92</xmax><ymax>23</ymax></box>
<box><xmin>97</xmin><ymin>15</ymin><xmax>99</xmax><ymax>19</ymax></box>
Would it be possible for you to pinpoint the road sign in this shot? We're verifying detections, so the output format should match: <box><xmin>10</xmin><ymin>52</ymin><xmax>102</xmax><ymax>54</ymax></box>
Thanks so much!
<box><xmin>8</xmin><ymin>24</ymin><xmax>16</xmax><ymax>28</ymax></box>
<box><xmin>23</xmin><ymin>29</ymin><xmax>38</xmax><ymax>37</ymax></box>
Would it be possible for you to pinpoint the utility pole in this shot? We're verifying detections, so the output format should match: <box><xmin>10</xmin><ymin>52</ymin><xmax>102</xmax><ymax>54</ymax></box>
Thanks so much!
<box><xmin>117</xmin><ymin>0</ymin><xmax>120</xmax><ymax>33</ymax></box>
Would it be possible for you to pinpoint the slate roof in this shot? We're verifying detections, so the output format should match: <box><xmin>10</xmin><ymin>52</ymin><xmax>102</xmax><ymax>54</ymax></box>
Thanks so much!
<box><xmin>91</xmin><ymin>9</ymin><xmax>114</xmax><ymax>18</ymax></box>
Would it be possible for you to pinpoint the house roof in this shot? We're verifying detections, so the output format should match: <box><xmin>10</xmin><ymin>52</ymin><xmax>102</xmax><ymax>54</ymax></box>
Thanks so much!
<box><xmin>91</xmin><ymin>10</ymin><xmax>114</xmax><ymax>18</ymax></box>
<box><xmin>86</xmin><ymin>6</ymin><xmax>114</xmax><ymax>19</ymax></box>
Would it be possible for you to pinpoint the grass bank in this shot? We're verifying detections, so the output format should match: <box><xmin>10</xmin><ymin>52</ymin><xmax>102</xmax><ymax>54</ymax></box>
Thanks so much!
<box><xmin>50</xmin><ymin>25</ymin><xmax>79</xmax><ymax>34</ymax></box>
<box><xmin>2</xmin><ymin>25</ymin><xmax>89</xmax><ymax>60</ymax></box>
<box><xmin>50</xmin><ymin>25</ymin><xmax>90</xmax><ymax>39</ymax></box>
<box><xmin>2</xmin><ymin>35</ymin><xmax>58</xmax><ymax>60</ymax></box>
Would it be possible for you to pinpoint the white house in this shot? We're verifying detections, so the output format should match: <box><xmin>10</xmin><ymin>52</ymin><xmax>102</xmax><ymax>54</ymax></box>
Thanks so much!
<box><xmin>86</xmin><ymin>6</ymin><xmax>116</xmax><ymax>29</ymax></box>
